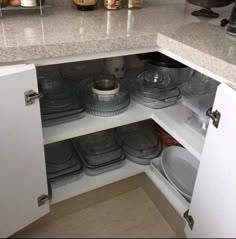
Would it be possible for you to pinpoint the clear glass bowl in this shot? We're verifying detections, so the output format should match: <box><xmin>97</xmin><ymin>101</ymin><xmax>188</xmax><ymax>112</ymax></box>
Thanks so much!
<box><xmin>144</xmin><ymin>62</ymin><xmax>194</xmax><ymax>85</ymax></box>
<box><xmin>179</xmin><ymin>71</ymin><xmax>219</xmax><ymax>97</ymax></box>
<box><xmin>136</xmin><ymin>70</ymin><xmax>176</xmax><ymax>92</ymax></box>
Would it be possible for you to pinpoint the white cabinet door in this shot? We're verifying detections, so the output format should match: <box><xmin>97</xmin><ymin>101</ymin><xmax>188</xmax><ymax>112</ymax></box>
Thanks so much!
<box><xmin>0</xmin><ymin>65</ymin><xmax>49</xmax><ymax>238</ymax></box>
<box><xmin>185</xmin><ymin>84</ymin><xmax>236</xmax><ymax>238</ymax></box>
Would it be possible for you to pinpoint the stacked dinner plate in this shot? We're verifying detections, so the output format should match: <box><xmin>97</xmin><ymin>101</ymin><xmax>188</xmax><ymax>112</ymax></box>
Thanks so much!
<box><xmin>45</xmin><ymin>140</ymin><xmax>83</xmax><ymax>182</ymax></box>
<box><xmin>72</xmin><ymin>129</ymin><xmax>126</xmax><ymax>176</ymax></box>
<box><xmin>115</xmin><ymin>122</ymin><xmax>162</xmax><ymax>165</ymax></box>
<box><xmin>129</xmin><ymin>70</ymin><xmax>181</xmax><ymax>109</ymax></box>
<box><xmin>151</xmin><ymin>146</ymin><xmax>199</xmax><ymax>202</ymax></box>
<box><xmin>78</xmin><ymin>74</ymin><xmax>130</xmax><ymax>117</ymax></box>
<box><xmin>37</xmin><ymin>66</ymin><xmax>85</xmax><ymax>127</ymax></box>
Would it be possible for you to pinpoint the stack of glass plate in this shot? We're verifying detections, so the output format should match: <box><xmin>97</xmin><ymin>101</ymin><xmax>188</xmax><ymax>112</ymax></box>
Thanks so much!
<box><xmin>115</xmin><ymin>121</ymin><xmax>163</xmax><ymax>165</ymax></box>
<box><xmin>129</xmin><ymin>70</ymin><xmax>181</xmax><ymax>109</ymax></box>
<box><xmin>45</xmin><ymin>140</ymin><xmax>83</xmax><ymax>182</ymax></box>
<box><xmin>72</xmin><ymin>129</ymin><xmax>126</xmax><ymax>176</ymax></box>
<box><xmin>37</xmin><ymin>66</ymin><xmax>85</xmax><ymax>127</ymax></box>
<box><xmin>78</xmin><ymin>77</ymin><xmax>130</xmax><ymax>117</ymax></box>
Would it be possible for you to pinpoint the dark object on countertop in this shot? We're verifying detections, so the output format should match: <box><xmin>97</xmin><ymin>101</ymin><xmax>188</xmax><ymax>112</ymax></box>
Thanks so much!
<box><xmin>187</xmin><ymin>0</ymin><xmax>235</xmax><ymax>18</ymax></box>
<box><xmin>36</xmin><ymin>0</ymin><xmax>45</xmax><ymax>6</ymax></box>
<box><xmin>221</xmin><ymin>1</ymin><xmax>236</xmax><ymax>36</ymax></box>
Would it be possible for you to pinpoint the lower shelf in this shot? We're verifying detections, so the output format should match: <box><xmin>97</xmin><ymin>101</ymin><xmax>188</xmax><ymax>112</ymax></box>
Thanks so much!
<box><xmin>50</xmin><ymin>160</ymin><xmax>189</xmax><ymax>219</ymax></box>
<box><xmin>50</xmin><ymin>160</ymin><xmax>148</xmax><ymax>205</ymax></box>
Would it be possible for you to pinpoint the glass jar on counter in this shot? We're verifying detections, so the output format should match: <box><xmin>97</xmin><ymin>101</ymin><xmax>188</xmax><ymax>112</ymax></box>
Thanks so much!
<box><xmin>73</xmin><ymin>0</ymin><xmax>97</xmax><ymax>11</ymax></box>
<box><xmin>128</xmin><ymin>0</ymin><xmax>143</xmax><ymax>9</ymax></box>
<box><xmin>104</xmin><ymin>0</ymin><xmax>122</xmax><ymax>10</ymax></box>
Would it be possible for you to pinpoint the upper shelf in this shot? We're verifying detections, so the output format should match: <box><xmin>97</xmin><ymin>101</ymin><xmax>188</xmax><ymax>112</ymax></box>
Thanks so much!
<box><xmin>43</xmin><ymin>99</ymin><xmax>205</xmax><ymax>161</ymax></box>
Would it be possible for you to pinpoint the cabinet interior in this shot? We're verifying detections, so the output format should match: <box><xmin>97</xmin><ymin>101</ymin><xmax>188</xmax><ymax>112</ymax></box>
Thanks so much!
<box><xmin>36</xmin><ymin>52</ymin><xmax>219</xmax><ymax>215</ymax></box>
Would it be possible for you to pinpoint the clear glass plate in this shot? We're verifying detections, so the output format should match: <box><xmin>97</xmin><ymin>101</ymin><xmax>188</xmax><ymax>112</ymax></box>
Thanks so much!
<box><xmin>86</xmin><ymin>99</ymin><xmax>130</xmax><ymax>117</ymax></box>
<box><xmin>138</xmin><ymin>87</ymin><xmax>181</xmax><ymax>101</ymax></box>
<box><xmin>47</xmin><ymin>154</ymin><xmax>83</xmax><ymax>182</ymax></box>
<box><xmin>123</xmin><ymin>141</ymin><xmax>163</xmax><ymax>159</ymax></box>
<box><xmin>79</xmin><ymin>148</ymin><xmax>123</xmax><ymax>166</ymax></box>
<box><xmin>42</xmin><ymin>112</ymin><xmax>85</xmax><ymax>127</ymax></box>
<box><xmin>41</xmin><ymin>107</ymin><xmax>85</xmax><ymax>120</ymax></box>
<box><xmin>131</xmin><ymin>93</ymin><xmax>178</xmax><ymax>109</ymax></box>
<box><xmin>86</xmin><ymin>104</ymin><xmax>129</xmax><ymax>117</ymax></box>
<box><xmin>72</xmin><ymin>129</ymin><xmax>121</xmax><ymax>156</ymax></box>
<box><xmin>45</xmin><ymin>140</ymin><xmax>83</xmax><ymax>182</ymax></box>
<box><xmin>115</xmin><ymin>122</ymin><xmax>160</xmax><ymax>154</ymax></box>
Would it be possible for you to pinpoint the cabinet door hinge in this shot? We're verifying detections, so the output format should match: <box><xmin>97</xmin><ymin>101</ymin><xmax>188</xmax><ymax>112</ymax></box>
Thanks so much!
<box><xmin>25</xmin><ymin>90</ymin><xmax>43</xmax><ymax>106</ymax></box>
<box><xmin>38</xmin><ymin>194</ymin><xmax>49</xmax><ymax>207</ymax></box>
<box><xmin>184</xmin><ymin>210</ymin><xmax>194</xmax><ymax>230</ymax></box>
<box><xmin>206</xmin><ymin>107</ymin><xmax>221</xmax><ymax>128</ymax></box>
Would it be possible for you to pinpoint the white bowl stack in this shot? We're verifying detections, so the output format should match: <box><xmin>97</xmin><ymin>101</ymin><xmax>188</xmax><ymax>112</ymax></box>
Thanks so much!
<box><xmin>21</xmin><ymin>0</ymin><xmax>37</xmax><ymax>7</ymax></box>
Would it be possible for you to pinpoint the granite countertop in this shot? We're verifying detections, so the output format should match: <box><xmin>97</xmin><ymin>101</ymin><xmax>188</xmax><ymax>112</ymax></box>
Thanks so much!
<box><xmin>0</xmin><ymin>0</ymin><xmax>235</xmax><ymax>83</ymax></box>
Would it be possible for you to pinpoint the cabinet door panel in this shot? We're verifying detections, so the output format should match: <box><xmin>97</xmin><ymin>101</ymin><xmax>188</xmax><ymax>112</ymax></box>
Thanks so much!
<box><xmin>185</xmin><ymin>84</ymin><xmax>236</xmax><ymax>238</ymax></box>
<box><xmin>0</xmin><ymin>65</ymin><xmax>49</xmax><ymax>238</ymax></box>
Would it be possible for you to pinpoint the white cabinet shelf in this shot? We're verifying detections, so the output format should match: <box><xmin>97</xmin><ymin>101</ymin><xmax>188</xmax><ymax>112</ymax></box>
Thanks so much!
<box><xmin>50</xmin><ymin>160</ymin><xmax>149</xmax><ymax>204</ymax></box>
<box><xmin>43</xmin><ymin>100</ymin><xmax>204</xmax><ymax>161</ymax></box>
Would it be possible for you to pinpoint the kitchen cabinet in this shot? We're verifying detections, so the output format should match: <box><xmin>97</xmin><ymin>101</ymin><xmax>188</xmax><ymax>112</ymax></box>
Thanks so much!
<box><xmin>0</xmin><ymin>58</ymin><xmax>235</xmax><ymax>238</ymax></box>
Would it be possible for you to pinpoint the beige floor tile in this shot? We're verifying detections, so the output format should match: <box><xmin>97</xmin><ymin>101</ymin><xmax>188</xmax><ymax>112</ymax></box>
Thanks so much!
<box><xmin>14</xmin><ymin>187</ymin><xmax>176</xmax><ymax>238</ymax></box>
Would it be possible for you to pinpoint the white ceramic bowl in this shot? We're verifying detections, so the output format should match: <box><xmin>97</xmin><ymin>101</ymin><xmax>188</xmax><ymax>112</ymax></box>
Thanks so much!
<box><xmin>92</xmin><ymin>82</ymin><xmax>120</xmax><ymax>96</ymax></box>
<box><xmin>21</xmin><ymin>0</ymin><xmax>37</xmax><ymax>7</ymax></box>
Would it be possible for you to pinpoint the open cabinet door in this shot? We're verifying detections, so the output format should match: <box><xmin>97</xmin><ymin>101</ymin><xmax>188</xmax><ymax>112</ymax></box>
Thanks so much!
<box><xmin>0</xmin><ymin>65</ymin><xmax>49</xmax><ymax>238</ymax></box>
<box><xmin>185</xmin><ymin>84</ymin><xmax>236</xmax><ymax>238</ymax></box>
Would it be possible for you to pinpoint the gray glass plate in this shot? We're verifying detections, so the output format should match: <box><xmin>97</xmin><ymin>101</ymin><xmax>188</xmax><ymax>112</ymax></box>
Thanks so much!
<box><xmin>45</xmin><ymin>140</ymin><xmax>74</xmax><ymax>164</ymax></box>
<box><xmin>41</xmin><ymin>107</ymin><xmax>85</xmax><ymax>120</ymax></box>
<box><xmin>84</xmin><ymin>158</ymin><xmax>126</xmax><ymax>176</ymax></box>
<box><xmin>42</xmin><ymin>111</ymin><xmax>85</xmax><ymax>127</ymax></box>
<box><xmin>80</xmin><ymin>147</ymin><xmax>123</xmax><ymax>166</ymax></box>
<box><xmin>47</xmin><ymin>153</ymin><xmax>83</xmax><ymax>182</ymax></box>
<box><xmin>115</xmin><ymin>122</ymin><xmax>160</xmax><ymax>154</ymax></box>
<box><xmin>132</xmin><ymin>93</ymin><xmax>178</xmax><ymax>109</ymax></box>
<box><xmin>123</xmin><ymin>140</ymin><xmax>163</xmax><ymax>159</ymax></box>
<box><xmin>72</xmin><ymin>129</ymin><xmax>121</xmax><ymax>155</ymax></box>
<box><xmin>86</xmin><ymin>103</ymin><xmax>129</xmax><ymax>117</ymax></box>
<box><xmin>46</xmin><ymin>152</ymin><xmax>79</xmax><ymax>174</ymax></box>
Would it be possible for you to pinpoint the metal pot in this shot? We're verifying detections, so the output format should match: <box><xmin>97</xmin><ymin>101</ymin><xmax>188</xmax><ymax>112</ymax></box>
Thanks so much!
<box><xmin>187</xmin><ymin>0</ymin><xmax>234</xmax><ymax>8</ymax></box>
<box><xmin>142</xmin><ymin>52</ymin><xmax>193</xmax><ymax>85</ymax></box>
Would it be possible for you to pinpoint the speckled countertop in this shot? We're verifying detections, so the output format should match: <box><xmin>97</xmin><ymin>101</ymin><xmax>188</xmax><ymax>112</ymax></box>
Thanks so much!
<box><xmin>0</xmin><ymin>0</ymin><xmax>235</xmax><ymax>83</ymax></box>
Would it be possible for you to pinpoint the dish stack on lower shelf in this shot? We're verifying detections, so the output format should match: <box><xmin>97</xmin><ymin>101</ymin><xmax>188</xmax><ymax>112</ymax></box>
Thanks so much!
<box><xmin>115</xmin><ymin>122</ymin><xmax>163</xmax><ymax>165</ymax></box>
<box><xmin>45</xmin><ymin>141</ymin><xmax>83</xmax><ymax>182</ymax></box>
<box><xmin>72</xmin><ymin>130</ymin><xmax>126</xmax><ymax>176</ymax></box>
<box><xmin>151</xmin><ymin>146</ymin><xmax>199</xmax><ymax>202</ymax></box>
<box><xmin>45</xmin><ymin>120</ymin><xmax>199</xmax><ymax>204</ymax></box>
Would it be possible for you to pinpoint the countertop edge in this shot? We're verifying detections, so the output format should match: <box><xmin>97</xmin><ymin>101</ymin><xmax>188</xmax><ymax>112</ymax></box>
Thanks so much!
<box><xmin>157</xmin><ymin>33</ymin><xmax>236</xmax><ymax>85</ymax></box>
